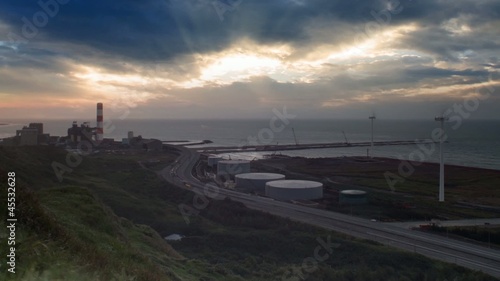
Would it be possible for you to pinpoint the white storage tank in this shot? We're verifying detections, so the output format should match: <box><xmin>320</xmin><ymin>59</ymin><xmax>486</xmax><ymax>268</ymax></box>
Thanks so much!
<box><xmin>217</xmin><ymin>160</ymin><xmax>251</xmax><ymax>178</ymax></box>
<box><xmin>265</xmin><ymin>180</ymin><xmax>323</xmax><ymax>201</ymax></box>
<box><xmin>339</xmin><ymin>190</ymin><xmax>367</xmax><ymax>205</ymax></box>
<box><xmin>235</xmin><ymin>173</ymin><xmax>286</xmax><ymax>193</ymax></box>
<box><xmin>207</xmin><ymin>155</ymin><xmax>222</xmax><ymax>167</ymax></box>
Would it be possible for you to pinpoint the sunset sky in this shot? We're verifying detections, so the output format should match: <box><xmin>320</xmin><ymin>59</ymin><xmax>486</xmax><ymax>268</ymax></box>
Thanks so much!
<box><xmin>0</xmin><ymin>0</ymin><xmax>499</xmax><ymax>120</ymax></box>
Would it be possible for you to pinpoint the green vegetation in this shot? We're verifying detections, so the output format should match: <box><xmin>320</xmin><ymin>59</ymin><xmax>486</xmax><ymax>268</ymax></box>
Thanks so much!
<box><xmin>0</xmin><ymin>146</ymin><xmax>498</xmax><ymax>280</ymax></box>
<box><xmin>429</xmin><ymin>225</ymin><xmax>500</xmax><ymax>248</ymax></box>
<box><xmin>0</xmin><ymin>147</ymin><xmax>187</xmax><ymax>281</ymax></box>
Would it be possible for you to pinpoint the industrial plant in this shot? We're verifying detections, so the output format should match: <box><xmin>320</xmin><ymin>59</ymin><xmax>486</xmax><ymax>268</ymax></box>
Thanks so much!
<box><xmin>198</xmin><ymin>154</ymin><xmax>326</xmax><ymax>202</ymax></box>
<box><xmin>66</xmin><ymin>103</ymin><xmax>112</xmax><ymax>147</ymax></box>
<box><xmin>0</xmin><ymin>102</ymin><xmax>162</xmax><ymax>151</ymax></box>
<box><xmin>1</xmin><ymin>104</ymin><xmax>426</xmax><ymax>212</ymax></box>
<box><xmin>1</xmin><ymin>103</ymin><xmax>392</xmax><ymax>211</ymax></box>
<box><xmin>1</xmin><ymin>122</ymin><xmax>51</xmax><ymax>146</ymax></box>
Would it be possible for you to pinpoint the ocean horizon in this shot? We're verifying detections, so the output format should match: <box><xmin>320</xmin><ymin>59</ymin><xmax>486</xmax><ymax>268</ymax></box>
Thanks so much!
<box><xmin>1</xmin><ymin>118</ymin><xmax>499</xmax><ymax>171</ymax></box>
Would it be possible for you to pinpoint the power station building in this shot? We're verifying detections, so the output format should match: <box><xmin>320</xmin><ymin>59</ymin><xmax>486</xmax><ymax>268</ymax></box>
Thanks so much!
<box><xmin>265</xmin><ymin>180</ymin><xmax>323</xmax><ymax>201</ymax></box>
<box><xmin>16</xmin><ymin>126</ymin><xmax>39</xmax><ymax>145</ymax></box>
<box><xmin>235</xmin><ymin>173</ymin><xmax>285</xmax><ymax>193</ymax></box>
<box><xmin>0</xmin><ymin>103</ymin><xmax>104</xmax><ymax>147</ymax></box>
<box><xmin>122</xmin><ymin>135</ymin><xmax>162</xmax><ymax>151</ymax></box>
<box><xmin>66</xmin><ymin>103</ymin><xmax>105</xmax><ymax>147</ymax></box>
<box><xmin>28</xmin><ymin>123</ymin><xmax>44</xmax><ymax>135</ymax></box>
<box><xmin>122</xmin><ymin>131</ymin><xmax>134</xmax><ymax>145</ymax></box>
<box><xmin>6</xmin><ymin>123</ymin><xmax>50</xmax><ymax>146</ymax></box>
<box><xmin>67</xmin><ymin>121</ymin><xmax>94</xmax><ymax>144</ymax></box>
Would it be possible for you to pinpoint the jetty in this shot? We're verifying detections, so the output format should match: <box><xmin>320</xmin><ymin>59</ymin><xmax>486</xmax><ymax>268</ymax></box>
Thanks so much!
<box><xmin>198</xmin><ymin>139</ymin><xmax>436</xmax><ymax>153</ymax></box>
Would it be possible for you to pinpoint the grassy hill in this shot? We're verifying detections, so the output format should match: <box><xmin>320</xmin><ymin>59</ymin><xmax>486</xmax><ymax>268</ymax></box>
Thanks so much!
<box><xmin>0</xmin><ymin>146</ymin><xmax>498</xmax><ymax>280</ymax></box>
<box><xmin>0</xmin><ymin>147</ymin><xmax>203</xmax><ymax>280</ymax></box>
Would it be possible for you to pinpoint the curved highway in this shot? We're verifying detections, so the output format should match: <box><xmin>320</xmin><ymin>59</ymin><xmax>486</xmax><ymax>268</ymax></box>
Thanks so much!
<box><xmin>161</xmin><ymin>146</ymin><xmax>500</xmax><ymax>278</ymax></box>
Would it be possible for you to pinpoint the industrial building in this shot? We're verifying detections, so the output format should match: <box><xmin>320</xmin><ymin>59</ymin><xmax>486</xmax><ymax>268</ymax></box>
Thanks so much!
<box><xmin>67</xmin><ymin>121</ymin><xmax>94</xmax><ymax>144</ymax></box>
<box><xmin>265</xmin><ymin>180</ymin><xmax>323</xmax><ymax>201</ymax></box>
<box><xmin>28</xmin><ymin>123</ymin><xmax>44</xmax><ymax>135</ymax></box>
<box><xmin>217</xmin><ymin>160</ymin><xmax>251</xmax><ymax>179</ymax></box>
<box><xmin>1</xmin><ymin>123</ymin><xmax>51</xmax><ymax>146</ymax></box>
<box><xmin>0</xmin><ymin>103</ymin><xmax>163</xmax><ymax>151</ymax></box>
<box><xmin>122</xmin><ymin>131</ymin><xmax>134</xmax><ymax>145</ymax></box>
<box><xmin>235</xmin><ymin>173</ymin><xmax>285</xmax><ymax>193</ymax></box>
<box><xmin>339</xmin><ymin>190</ymin><xmax>368</xmax><ymax>205</ymax></box>
<box><xmin>207</xmin><ymin>155</ymin><xmax>222</xmax><ymax>167</ymax></box>
<box><xmin>17</xmin><ymin>126</ymin><xmax>39</xmax><ymax>145</ymax></box>
<box><xmin>141</xmin><ymin>139</ymin><xmax>162</xmax><ymax>151</ymax></box>
<box><xmin>66</xmin><ymin>103</ymin><xmax>105</xmax><ymax>147</ymax></box>
<box><xmin>96</xmin><ymin>103</ymin><xmax>104</xmax><ymax>141</ymax></box>
<box><xmin>123</xmin><ymin>135</ymin><xmax>162</xmax><ymax>151</ymax></box>
<box><xmin>1</xmin><ymin>104</ymin><xmax>105</xmax><ymax>147</ymax></box>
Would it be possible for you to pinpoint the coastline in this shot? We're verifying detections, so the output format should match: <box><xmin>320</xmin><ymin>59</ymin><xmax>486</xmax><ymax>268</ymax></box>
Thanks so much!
<box><xmin>287</xmin><ymin>155</ymin><xmax>500</xmax><ymax>172</ymax></box>
<box><xmin>222</xmin><ymin>150</ymin><xmax>500</xmax><ymax>172</ymax></box>
<box><xmin>256</xmin><ymin>155</ymin><xmax>500</xmax><ymax>176</ymax></box>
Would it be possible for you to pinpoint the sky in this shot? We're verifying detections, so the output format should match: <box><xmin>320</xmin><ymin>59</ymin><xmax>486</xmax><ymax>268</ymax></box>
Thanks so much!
<box><xmin>0</xmin><ymin>0</ymin><xmax>499</xmax><ymax>120</ymax></box>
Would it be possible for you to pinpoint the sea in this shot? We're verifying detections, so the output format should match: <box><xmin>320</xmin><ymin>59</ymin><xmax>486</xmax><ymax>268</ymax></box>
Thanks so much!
<box><xmin>1</xmin><ymin>119</ymin><xmax>499</xmax><ymax>171</ymax></box>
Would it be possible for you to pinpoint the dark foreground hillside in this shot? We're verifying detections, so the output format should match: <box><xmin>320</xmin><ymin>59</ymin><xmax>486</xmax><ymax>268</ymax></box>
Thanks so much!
<box><xmin>0</xmin><ymin>146</ymin><xmax>497</xmax><ymax>281</ymax></box>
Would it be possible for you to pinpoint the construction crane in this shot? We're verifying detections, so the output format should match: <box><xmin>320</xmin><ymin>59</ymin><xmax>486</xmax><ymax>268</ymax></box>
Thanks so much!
<box><xmin>342</xmin><ymin>130</ymin><xmax>351</xmax><ymax>146</ymax></box>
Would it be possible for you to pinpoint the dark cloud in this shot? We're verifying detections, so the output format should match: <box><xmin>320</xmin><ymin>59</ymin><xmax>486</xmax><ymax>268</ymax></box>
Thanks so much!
<box><xmin>1</xmin><ymin>0</ymin><xmax>500</xmax><ymax>119</ymax></box>
<box><xmin>404</xmin><ymin>67</ymin><xmax>489</xmax><ymax>79</ymax></box>
<box><xmin>396</xmin><ymin>23</ymin><xmax>500</xmax><ymax>62</ymax></box>
<box><xmin>0</xmin><ymin>0</ymin><xmax>498</xmax><ymax>62</ymax></box>
<box><xmin>0</xmin><ymin>0</ymin><xmax>417</xmax><ymax>61</ymax></box>
<box><xmin>1</xmin><ymin>0</ymin><xmax>221</xmax><ymax>60</ymax></box>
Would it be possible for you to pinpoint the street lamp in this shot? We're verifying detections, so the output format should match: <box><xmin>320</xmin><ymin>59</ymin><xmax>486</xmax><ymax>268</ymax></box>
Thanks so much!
<box><xmin>435</xmin><ymin>116</ymin><xmax>449</xmax><ymax>202</ymax></box>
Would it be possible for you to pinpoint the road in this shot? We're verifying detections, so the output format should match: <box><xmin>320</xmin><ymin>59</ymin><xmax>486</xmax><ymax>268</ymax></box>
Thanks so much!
<box><xmin>160</xmin><ymin>146</ymin><xmax>500</xmax><ymax>278</ymax></box>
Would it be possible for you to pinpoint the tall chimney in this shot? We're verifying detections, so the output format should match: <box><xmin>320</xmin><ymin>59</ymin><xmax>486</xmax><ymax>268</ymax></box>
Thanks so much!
<box><xmin>96</xmin><ymin>103</ymin><xmax>103</xmax><ymax>142</ymax></box>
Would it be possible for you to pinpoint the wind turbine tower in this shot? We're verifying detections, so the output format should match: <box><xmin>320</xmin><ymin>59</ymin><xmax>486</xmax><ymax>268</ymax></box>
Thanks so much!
<box><xmin>292</xmin><ymin>128</ymin><xmax>299</xmax><ymax>145</ymax></box>
<box><xmin>369</xmin><ymin>115</ymin><xmax>376</xmax><ymax>157</ymax></box>
<box><xmin>435</xmin><ymin>115</ymin><xmax>449</xmax><ymax>202</ymax></box>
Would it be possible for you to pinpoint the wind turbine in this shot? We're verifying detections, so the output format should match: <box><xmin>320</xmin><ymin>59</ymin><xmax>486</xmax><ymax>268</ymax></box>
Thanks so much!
<box><xmin>369</xmin><ymin>113</ymin><xmax>376</xmax><ymax>158</ymax></box>
<box><xmin>435</xmin><ymin>115</ymin><xmax>449</xmax><ymax>202</ymax></box>
<box><xmin>292</xmin><ymin>128</ymin><xmax>299</xmax><ymax>145</ymax></box>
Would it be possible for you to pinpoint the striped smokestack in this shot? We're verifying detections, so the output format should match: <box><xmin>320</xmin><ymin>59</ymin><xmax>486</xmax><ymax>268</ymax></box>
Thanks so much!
<box><xmin>96</xmin><ymin>103</ymin><xmax>103</xmax><ymax>142</ymax></box>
